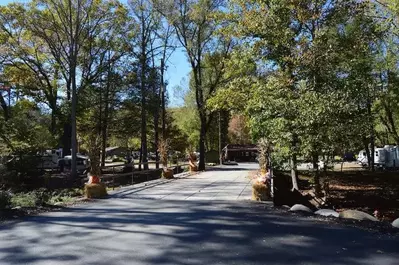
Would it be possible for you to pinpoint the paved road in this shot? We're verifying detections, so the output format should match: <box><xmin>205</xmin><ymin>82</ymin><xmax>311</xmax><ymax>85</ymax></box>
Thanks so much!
<box><xmin>1</xmin><ymin>163</ymin><xmax>398</xmax><ymax>265</ymax></box>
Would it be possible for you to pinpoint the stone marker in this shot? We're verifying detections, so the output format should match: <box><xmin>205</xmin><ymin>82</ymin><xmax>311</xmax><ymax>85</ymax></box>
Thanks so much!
<box><xmin>289</xmin><ymin>204</ymin><xmax>313</xmax><ymax>213</ymax></box>
<box><xmin>315</xmin><ymin>209</ymin><xmax>339</xmax><ymax>218</ymax></box>
<box><xmin>392</xmin><ymin>218</ymin><xmax>399</xmax><ymax>228</ymax></box>
<box><xmin>339</xmin><ymin>210</ymin><xmax>378</xmax><ymax>222</ymax></box>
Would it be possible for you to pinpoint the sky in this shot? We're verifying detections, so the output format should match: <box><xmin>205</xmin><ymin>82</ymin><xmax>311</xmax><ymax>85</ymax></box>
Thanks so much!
<box><xmin>0</xmin><ymin>0</ymin><xmax>190</xmax><ymax>107</ymax></box>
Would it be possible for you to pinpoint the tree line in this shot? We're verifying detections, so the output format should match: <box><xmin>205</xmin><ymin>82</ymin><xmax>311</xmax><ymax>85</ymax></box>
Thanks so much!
<box><xmin>1</xmin><ymin>0</ymin><xmax>399</xmax><ymax>186</ymax></box>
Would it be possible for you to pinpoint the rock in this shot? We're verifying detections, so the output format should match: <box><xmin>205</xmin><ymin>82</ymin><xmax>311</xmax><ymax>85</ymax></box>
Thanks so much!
<box><xmin>392</xmin><ymin>218</ymin><xmax>399</xmax><ymax>228</ymax></box>
<box><xmin>289</xmin><ymin>204</ymin><xmax>313</xmax><ymax>213</ymax></box>
<box><xmin>12</xmin><ymin>206</ymin><xmax>21</xmax><ymax>210</ymax></box>
<box><xmin>315</xmin><ymin>209</ymin><xmax>339</xmax><ymax>218</ymax></box>
<box><xmin>339</xmin><ymin>210</ymin><xmax>378</xmax><ymax>222</ymax></box>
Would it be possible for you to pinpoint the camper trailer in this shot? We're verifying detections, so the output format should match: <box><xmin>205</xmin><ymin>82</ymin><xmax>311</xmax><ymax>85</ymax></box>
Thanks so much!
<box><xmin>357</xmin><ymin>145</ymin><xmax>399</xmax><ymax>169</ymax></box>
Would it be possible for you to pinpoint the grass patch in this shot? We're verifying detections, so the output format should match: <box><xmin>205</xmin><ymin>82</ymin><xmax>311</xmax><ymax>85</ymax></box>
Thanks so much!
<box><xmin>8</xmin><ymin>188</ymin><xmax>83</xmax><ymax>208</ymax></box>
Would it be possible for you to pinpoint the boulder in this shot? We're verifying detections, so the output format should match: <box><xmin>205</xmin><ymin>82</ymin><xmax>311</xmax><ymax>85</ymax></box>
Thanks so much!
<box><xmin>392</xmin><ymin>218</ymin><xmax>399</xmax><ymax>228</ymax></box>
<box><xmin>315</xmin><ymin>209</ymin><xmax>339</xmax><ymax>218</ymax></box>
<box><xmin>289</xmin><ymin>204</ymin><xmax>313</xmax><ymax>213</ymax></box>
<box><xmin>339</xmin><ymin>210</ymin><xmax>378</xmax><ymax>222</ymax></box>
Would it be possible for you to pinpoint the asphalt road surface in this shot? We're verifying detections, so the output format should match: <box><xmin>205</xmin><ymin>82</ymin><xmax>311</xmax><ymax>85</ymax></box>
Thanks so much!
<box><xmin>1</xmin><ymin>163</ymin><xmax>398</xmax><ymax>265</ymax></box>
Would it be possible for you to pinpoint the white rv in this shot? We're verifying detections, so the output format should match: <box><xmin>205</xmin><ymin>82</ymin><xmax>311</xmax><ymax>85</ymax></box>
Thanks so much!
<box><xmin>357</xmin><ymin>145</ymin><xmax>399</xmax><ymax>169</ymax></box>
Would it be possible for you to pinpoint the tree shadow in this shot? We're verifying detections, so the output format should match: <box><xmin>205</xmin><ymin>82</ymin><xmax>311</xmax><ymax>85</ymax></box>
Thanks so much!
<box><xmin>1</xmin><ymin>197</ymin><xmax>398</xmax><ymax>265</ymax></box>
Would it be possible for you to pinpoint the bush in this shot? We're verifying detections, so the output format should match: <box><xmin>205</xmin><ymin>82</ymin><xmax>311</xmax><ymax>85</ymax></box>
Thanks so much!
<box><xmin>11</xmin><ymin>192</ymin><xmax>38</xmax><ymax>207</ymax></box>
<box><xmin>10</xmin><ymin>188</ymin><xmax>50</xmax><ymax>207</ymax></box>
<box><xmin>7</xmin><ymin>187</ymin><xmax>83</xmax><ymax>208</ymax></box>
<box><xmin>0</xmin><ymin>190</ymin><xmax>11</xmax><ymax>209</ymax></box>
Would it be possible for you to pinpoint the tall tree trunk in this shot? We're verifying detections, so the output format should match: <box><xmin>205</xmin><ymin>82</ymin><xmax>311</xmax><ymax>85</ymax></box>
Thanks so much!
<box><xmin>154</xmin><ymin>113</ymin><xmax>159</xmax><ymax>169</ymax></box>
<box><xmin>70</xmin><ymin>67</ymin><xmax>78</xmax><ymax>179</ymax></box>
<box><xmin>101</xmin><ymin>69</ymin><xmax>111</xmax><ymax>167</ymax></box>
<box><xmin>66</xmin><ymin>77</ymin><xmax>71</xmax><ymax>101</ymax></box>
<box><xmin>152</xmin><ymin>58</ymin><xmax>160</xmax><ymax>170</ymax></box>
<box><xmin>50</xmin><ymin>107</ymin><xmax>56</xmax><ymax>136</ymax></box>
<box><xmin>291</xmin><ymin>134</ymin><xmax>299</xmax><ymax>190</ymax></box>
<box><xmin>141</xmin><ymin>97</ymin><xmax>148</xmax><ymax>170</ymax></box>
<box><xmin>367</xmin><ymin>96</ymin><xmax>375</xmax><ymax>171</ymax></box>
<box><xmin>291</xmin><ymin>154</ymin><xmax>299</xmax><ymax>191</ymax></box>
<box><xmin>198</xmin><ymin>116</ymin><xmax>206</xmax><ymax>171</ymax></box>
<box><xmin>218</xmin><ymin>111</ymin><xmax>222</xmax><ymax>165</ymax></box>
<box><xmin>0</xmin><ymin>94</ymin><xmax>9</xmax><ymax>121</ymax></box>
<box><xmin>139</xmin><ymin>144</ymin><xmax>143</xmax><ymax>171</ymax></box>
<box><xmin>312</xmin><ymin>152</ymin><xmax>322</xmax><ymax>196</ymax></box>
<box><xmin>370</xmin><ymin>131</ymin><xmax>375</xmax><ymax>171</ymax></box>
<box><xmin>161</xmin><ymin>58</ymin><xmax>166</xmax><ymax>141</ymax></box>
<box><xmin>62</xmin><ymin>76</ymin><xmax>72</xmax><ymax>157</ymax></box>
<box><xmin>363</xmin><ymin>137</ymin><xmax>371</xmax><ymax>167</ymax></box>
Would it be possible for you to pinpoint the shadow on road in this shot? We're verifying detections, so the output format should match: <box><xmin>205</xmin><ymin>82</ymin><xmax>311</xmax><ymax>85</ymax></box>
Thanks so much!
<box><xmin>1</xmin><ymin>197</ymin><xmax>398</xmax><ymax>265</ymax></box>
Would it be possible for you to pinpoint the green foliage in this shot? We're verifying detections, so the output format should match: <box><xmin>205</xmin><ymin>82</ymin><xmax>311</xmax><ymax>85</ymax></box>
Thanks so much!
<box><xmin>2</xmin><ymin>0</ymin><xmax>399</xmax><ymax>194</ymax></box>
<box><xmin>10</xmin><ymin>189</ymin><xmax>48</xmax><ymax>207</ymax></box>
<box><xmin>212</xmin><ymin>0</ymin><xmax>379</xmax><ymax>166</ymax></box>
<box><xmin>48</xmin><ymin>188</ymin><xmax>82</xmax><ymax>205</ymax></box>
<box><xmin>171</xmin><ymin>106</ymin><xmax>200</xmax><ymax>150</ymax></box>
<box><xmin>10</xmin><ymin>188</ymin><xmax>82</xmax><ymax>208</ymax></box>
<box><xmin>0</xmin><ymin>100</ymin><xmax>56</xmax><ymax>158</ymax></box>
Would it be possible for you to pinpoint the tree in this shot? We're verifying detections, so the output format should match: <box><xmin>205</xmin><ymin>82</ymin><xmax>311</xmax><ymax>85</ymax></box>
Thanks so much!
<box><xmin>228</xmin><ymin>115</ymin><xmax>251</xmax><ymax>145</ymax></box>
<box><xmin>211</xmin><ymin>0</ymin><xmax>379</xmax><ymax>190</ymax></box>
<box><xmin>154</xmin><ymin>0</ymin><xmax>230</xmax><ymax>170</ymax></box>
<box><xmin>0</xmin><ymin>3</ymin><xmax>60</xmax><ymax>135</ymax></box>
<box><xmin>26</xmin><ymin>0</ymin><xmax>130</xmax><ymax>177</ymax></box>
<box><xmin>129</xmin><ymin>0</ymin><xmax>161</xmax><ymax>170</ymax></box>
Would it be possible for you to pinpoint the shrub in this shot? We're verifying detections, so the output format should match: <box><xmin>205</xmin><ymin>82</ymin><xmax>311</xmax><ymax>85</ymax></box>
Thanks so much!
<box><xmin>0</xmin><ymin>190</ymin><xmax>11</xmax><ymax>209</ymax></box>
<box><xmin>10</xmin><ymin>188</ymin><xmax>50</xmax><ymax>207</ymax></box>
<box><xmin>11</xmin><ymin>192</ymin><xmax>38</xmax><ymax>207</ymax></box>
<box><xmin>48</xmin><ymin>195</ymin><xmax>75</xmax><ymax>205</ymax></box>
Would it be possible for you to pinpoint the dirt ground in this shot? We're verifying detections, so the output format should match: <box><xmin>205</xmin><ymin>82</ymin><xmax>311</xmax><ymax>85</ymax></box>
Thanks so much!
<box><xmin>299</xmin><ymin>169</ymin><xmax>399</xmax><ymax>222</ymax></box>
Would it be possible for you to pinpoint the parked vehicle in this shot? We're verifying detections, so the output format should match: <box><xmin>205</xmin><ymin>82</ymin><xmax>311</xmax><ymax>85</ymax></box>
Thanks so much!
<box><xmin>59</xmin><ymin>154</ymin><xmax>90</xmax><ymax>173</ymax></box>
<box><xmin>305</xmin><ymin>160</ymin><xmax>326</xmax><ymax>170</ymax></box>
<box><xmin>343</xmin><ymin>153</ymin><xmax>356</xmax><ymax>162</ymax></box>
<box><xmin>132</xmin><ymin>151</ymin><xmax>140</xmax><ymax>159</ymax></box>
<box><xmin>357</xmin><ymin>145</ymin><xmax>399</xmax><ymax>169</ymax></box>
